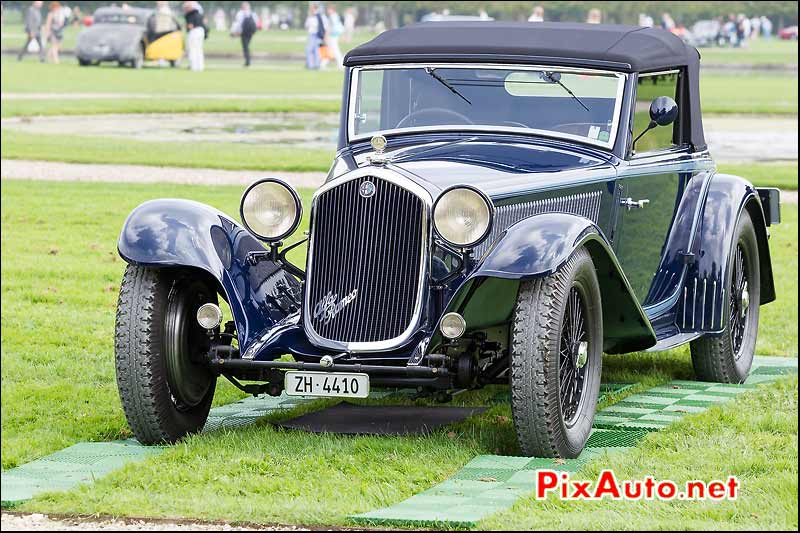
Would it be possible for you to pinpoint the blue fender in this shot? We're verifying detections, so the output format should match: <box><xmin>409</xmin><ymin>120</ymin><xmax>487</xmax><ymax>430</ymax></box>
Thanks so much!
<box><xmin>444</xmin><ymin>213</ymin><xmax>657</xmax><ymax>354</ymax></box>
<box><xmin>676</xmin><ymin>174</ymin><xmax>775</xmax><ymax>333</ymax></box>
<box><xmin>117</xmin><ymin>199</ymin><xmax>301</xmax><ymax>354</ymax></box>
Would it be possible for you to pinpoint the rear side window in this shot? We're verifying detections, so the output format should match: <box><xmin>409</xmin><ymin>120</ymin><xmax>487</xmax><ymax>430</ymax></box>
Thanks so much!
<box><xmin>633</xmin><ymin>71</ymin><xmax>681</xmax><ymax>154</ymax></box>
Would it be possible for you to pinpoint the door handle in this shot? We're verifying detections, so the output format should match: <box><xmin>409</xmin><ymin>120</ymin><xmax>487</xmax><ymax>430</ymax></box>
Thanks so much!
<box><xmin>620</xmin><ymin>197</ymin><xmax>650</xmax><ymax>210</ymax></box>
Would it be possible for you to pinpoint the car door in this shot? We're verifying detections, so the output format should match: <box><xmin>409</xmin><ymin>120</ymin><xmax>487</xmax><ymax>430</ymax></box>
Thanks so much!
<box><xmin>614</xmin><ymin>70</ymin><xmax>687</xmax><ymax>304</ymax></box>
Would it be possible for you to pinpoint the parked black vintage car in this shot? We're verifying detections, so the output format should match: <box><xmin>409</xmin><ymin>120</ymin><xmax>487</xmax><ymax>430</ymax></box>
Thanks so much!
<box><xmin>115</xmin><ymin>22</ymin><xmax>780</xmax><ymax>457</ymax></box>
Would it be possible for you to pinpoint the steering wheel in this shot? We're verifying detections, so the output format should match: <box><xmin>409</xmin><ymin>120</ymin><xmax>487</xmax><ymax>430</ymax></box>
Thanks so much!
<box><xmin>396</xmin><ymin>108</ymin><xmax>474</xmax><ymax>129</ymax></box>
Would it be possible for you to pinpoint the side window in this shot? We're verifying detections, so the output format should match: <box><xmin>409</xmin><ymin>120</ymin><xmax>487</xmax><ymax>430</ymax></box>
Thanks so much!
<box><xmin>633</xmin><ymin>71</ymin><xmax>681</xmax><ymax>154</ymax></box>
<box><xmin>353</xmin><ymin>69</ymin><xmax>383</xmax><ymax>136</ymax></box>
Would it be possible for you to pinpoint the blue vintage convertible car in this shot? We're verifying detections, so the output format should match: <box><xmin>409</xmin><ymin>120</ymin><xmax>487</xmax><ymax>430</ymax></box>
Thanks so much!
<box><xmin>116</xmin><ymin>22</ymin><xmax>780</xmax><ymax>457</ymax></box>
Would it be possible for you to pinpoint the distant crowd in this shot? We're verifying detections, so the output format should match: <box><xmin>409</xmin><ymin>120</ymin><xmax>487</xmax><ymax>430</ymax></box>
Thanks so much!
<box><xmin>10</xmin><ymin>1</ymin><xmax>795</xmax><ymax>72</ymax></box>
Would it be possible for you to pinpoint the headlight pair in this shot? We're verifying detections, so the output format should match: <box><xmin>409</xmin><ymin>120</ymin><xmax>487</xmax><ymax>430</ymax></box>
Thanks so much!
<box><xmin>241</xmin><ymin>179</ymin><xmax>493</xmax><ymax>249</ymax></box>
<box><xmin>433</xmin><ymin>186</ymin><xmax>493</xmax><ymax>248</ymax></box>
<box><xmin>240</xmin><ymin>178</ymin><xmax>302</xmax><ymax>242</ymax></box>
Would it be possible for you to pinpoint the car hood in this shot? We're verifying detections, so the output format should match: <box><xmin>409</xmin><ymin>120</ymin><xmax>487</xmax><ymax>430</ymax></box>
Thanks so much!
<box><xmin>77</xmin><ymin>23</ymin><xmax>144</xmax><ymax>51</ymax></box>
<box><xmin>352</xmin><ymin>138</ymin><xmax>618</xmax><ymax>199</ymax></box>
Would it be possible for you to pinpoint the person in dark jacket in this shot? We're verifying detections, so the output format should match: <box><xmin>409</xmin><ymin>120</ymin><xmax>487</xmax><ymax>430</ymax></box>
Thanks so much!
<box><xmin>231</xmin><ymin>1</ymin><xmax>259</xmax><ymax>67</ymax></box>
<box><xmin>183</xmin><ymin>0</ymin><xmax>206</xmax><ymax>71</ymax></box>
<box><xmin>18</xmin><ymin>1</ymin><xmax>45</xmax><ymax>62</ymax></box>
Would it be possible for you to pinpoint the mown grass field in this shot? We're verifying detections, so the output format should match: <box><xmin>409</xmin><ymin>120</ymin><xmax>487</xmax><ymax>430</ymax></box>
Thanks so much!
<box><xmin>0</xmin><ymin>179</ymin><xmax>797</xmax><ymax>529</ymax></box>
<box><xmin>2</xmin><ymin>59</ymin><xmax>797</xmax><ymax>116</ymax></box>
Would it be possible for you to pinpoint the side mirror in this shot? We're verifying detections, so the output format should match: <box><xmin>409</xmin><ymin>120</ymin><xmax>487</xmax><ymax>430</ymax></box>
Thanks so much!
<box><xmin>632</xmin><ymin>96</ymin><xmax>678</xmax><ymax>153</ymax></box>
<box><xmin>649</xmin><ymin>96</ymin><xmax>679</xmax><ymax>126</ymax></box>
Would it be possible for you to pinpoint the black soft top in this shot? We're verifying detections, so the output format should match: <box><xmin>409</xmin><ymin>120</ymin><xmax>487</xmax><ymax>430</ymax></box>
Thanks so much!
<box><xmin>345</xmin><ymin>22</ymin><xmax>706</xmax><ymax>151</ymax></box>
<box><xmin>344</xmin><ymin>21</ymin><xmax>699</xmax><ymax>72</ymax></box>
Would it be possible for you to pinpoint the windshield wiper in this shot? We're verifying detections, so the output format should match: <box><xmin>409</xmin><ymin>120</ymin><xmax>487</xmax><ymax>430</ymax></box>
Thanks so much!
<box><xmin>542</xmin><ymin>71</ymin><xmax>590</xmax><ymax>113</ymax></box>
<box><xmin>425</xmin><ymin>67</ymin><xmax>472</xmax><ymax>105</ymax></box>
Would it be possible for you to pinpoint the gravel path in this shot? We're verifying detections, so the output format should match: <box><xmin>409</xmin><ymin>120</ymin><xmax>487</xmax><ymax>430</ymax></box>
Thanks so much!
<box><xmin>0</xmin><ymin>160</ymin><xmax>327</xmax><ymax>189</ymax></box>
<box><xmin>0</xmin><ymin>513</ymin><xmax>310</xmax><ymax>531</ymax></box>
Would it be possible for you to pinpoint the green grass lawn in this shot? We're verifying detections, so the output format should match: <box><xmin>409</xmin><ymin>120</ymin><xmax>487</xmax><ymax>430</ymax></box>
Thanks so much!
<box><xmin>2</xmin><ymin>59</ymin><xmax>797</xmax><ymax>116</ymax></box>
<box><xmin>1</xmin><ymin>59</ymin><xmax>345</xmax><ymax>95</ymax></box>
<box><xmin>699</xmin><ymin>39</ymin><xmax>799</xmax><ymax>66</ymax></box>
<box><xmin>717</xmin><ymin>162</ymin><xmax>798</xmax><ymax>191</ymax></box>
<box><xmin>1</xmin><ymin>179</ymin><xmax>797</xmax><ymax>528</ymax></box>
<box><xmin>0</xmin><ymin>129</ymin><xmax>333</xmax><ymax>173</ymax></box>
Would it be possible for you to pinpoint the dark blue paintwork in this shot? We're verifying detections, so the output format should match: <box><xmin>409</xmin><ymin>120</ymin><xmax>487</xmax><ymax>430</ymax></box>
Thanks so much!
<box><xmin>118</xmin><ymin>199</ymin><xmax>301</xmax><ymax>355</ymax></box>
<box><xmin>119</xmin><ymin>59</ymin><xmax>777</xmax><ymax>368</ymax></box>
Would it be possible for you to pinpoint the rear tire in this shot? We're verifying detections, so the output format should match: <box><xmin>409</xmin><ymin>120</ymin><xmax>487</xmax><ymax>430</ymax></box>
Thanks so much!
<box><xmin>510</xmin><ymin>247</ymin><xmax>603</xmax><ymax>458</ymax></box>
<box><xmin>77</xmin><ymin>58</ymin><xmax>90</xmax><ymax>66</ymax></box>
<box><xmin>690</xmin><ymin>210</ymin><xmax>760</xmax><ymax>383</ymax></box>
<box><xmin>115</xmin><ymin>265</ymin><xmax>218</xmax><ymax>444</ymax></box>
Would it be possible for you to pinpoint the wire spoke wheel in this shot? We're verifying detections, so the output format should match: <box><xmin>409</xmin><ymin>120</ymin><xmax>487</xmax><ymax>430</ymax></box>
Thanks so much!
<box><xmin>559</xmin><ymin>286</ymin><xmax>588</xmax><ymax>426</ymax></box>
<box><xmin>729</xmin><ymin>244</ymin><xmax>750</xmax><ymax>359</ymax></box>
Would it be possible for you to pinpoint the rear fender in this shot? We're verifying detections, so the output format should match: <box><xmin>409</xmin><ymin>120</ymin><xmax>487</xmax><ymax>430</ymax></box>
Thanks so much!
<box><xmin>436</xmin><ymin>213</ymin><xmax>657</xmax><ymax>354</ymax></box>
<box><xmin>117</xmin><ymin>199</ymin><xmax>301</xmax><ymax>354</ymax></box>
<box><xmin>677</xmin><ymin>174</ymin><xmax>776</xmax><ymax>333</ymax></box>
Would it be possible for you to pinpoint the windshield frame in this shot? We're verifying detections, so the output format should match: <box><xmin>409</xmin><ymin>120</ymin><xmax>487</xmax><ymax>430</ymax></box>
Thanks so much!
<box><xmin>347</xmin><ymin>63</ymin><xmax>628</xmax><ymax>150</ymax></box>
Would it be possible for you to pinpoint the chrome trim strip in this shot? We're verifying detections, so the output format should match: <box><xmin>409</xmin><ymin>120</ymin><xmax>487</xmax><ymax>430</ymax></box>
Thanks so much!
<box><xmin>348</xmin><ymin>63</ymin><xmax>627</xmax><ymax>150</ymax></box>
<box><xmin>303</xmin><ymin>166</ymin><xmax>433</xmax><ymax>353</ymax></box>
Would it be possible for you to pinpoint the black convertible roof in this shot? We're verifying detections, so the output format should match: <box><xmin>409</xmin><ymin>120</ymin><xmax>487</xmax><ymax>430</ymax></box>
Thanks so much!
<box><xmin>344</xmin><ymin>22</ymin><xmax>699</xmax><ymax>73</ymax></box>
<box><xmin>344</xmin><ymin>22</ymin><xmax>706</xmax><ymax>151</ymax></box>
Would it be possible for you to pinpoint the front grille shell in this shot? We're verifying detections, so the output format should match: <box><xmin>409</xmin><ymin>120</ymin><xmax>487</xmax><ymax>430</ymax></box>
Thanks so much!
<box><xmin>303</xmin><ymin>168</ymin><xmax>432</xmax><ymax>352</ymax></box>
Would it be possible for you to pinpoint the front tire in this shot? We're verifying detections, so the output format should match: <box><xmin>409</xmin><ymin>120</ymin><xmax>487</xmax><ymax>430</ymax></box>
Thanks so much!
<box><xmin>510</xmin><ymin>247</ymin><xmax>603</xmax><ymax>458</ymax></box>
<box><xmin>115</xmin><ymin>265</ymin><xmax>218</xmax><ymax>444</ymax></box>
<box><xmin>690</xmin><ymin>210</ymin><xmax>760</xmax><ymax>383</ymax></box>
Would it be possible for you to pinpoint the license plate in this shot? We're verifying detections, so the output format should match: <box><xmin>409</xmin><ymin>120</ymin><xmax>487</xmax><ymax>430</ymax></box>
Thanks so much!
<box><xmin>284</xmin><ymin>371</ymin><xmax>370</xmax><ymax>399</ymax></box>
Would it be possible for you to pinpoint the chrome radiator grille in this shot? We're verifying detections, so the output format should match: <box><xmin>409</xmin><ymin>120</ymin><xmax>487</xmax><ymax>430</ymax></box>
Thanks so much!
<box><xmin>305</xmin><ymin>176</ymin><xmax>426</xmax><ymax>346</ymax></box>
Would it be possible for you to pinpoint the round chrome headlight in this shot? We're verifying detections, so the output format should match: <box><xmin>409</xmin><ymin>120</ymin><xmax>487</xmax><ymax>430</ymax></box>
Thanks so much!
<box><xmin>240</xmin><ymin>178</ymin><xmax>302</xmax><ymax>242</ymax></box>
<box><xmin>433</xmin><ymin>186</ymin><xmax>493</xmax><ymax>247</ymax></box>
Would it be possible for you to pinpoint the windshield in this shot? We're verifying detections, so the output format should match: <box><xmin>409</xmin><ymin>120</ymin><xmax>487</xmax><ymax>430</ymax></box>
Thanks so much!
<box><xmin>350</xmin><ymin>65</ymin><xmax>625</xmax><ymax>148</ymax></box>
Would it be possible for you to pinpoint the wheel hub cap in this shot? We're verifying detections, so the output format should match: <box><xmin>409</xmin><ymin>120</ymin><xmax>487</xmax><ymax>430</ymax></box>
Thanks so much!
<box><xmin>740</xmin><ymin>282</ymin><xmax>750</xmax><ymax>318</ymax></box>
<box><xmin>576</xmin><ymin>341</ymin><xmax>589</xmax><ymax>369</ymax></box>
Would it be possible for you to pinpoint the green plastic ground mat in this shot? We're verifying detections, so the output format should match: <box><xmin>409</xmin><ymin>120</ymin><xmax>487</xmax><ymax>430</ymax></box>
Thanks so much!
<box><xmin>489</xmin><ymin>382</ymin><xmax>633</xmax><ymax>404</ymax></box>
<box><xmin>0</xmin><ymin>387</ymin><xmax>418</xmax><ymax>507</ymax></box>
<box><xmin>0</xmin><ymin>391</ymin><xmax>317</xmax><ymax>507</ymax></box>
<box><xmin>1</xmin><ymin>440</ymin><xmax>161</xmax><ymax>507</ymax></box>
<box><xmin>351</xmin><ymin>449</ymin><xmax>610</xmax><ymax>528</ymax></box>
<box><xmin>351</xmin><ymin>357</ymin><xmax>797</xmax><ymax>528</ymax></box>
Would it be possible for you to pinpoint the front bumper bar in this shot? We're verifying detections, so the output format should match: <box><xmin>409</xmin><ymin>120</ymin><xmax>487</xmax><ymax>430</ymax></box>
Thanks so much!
<box><xmin>208</xmin><ymin>357</ymin><xmax>451</xmax><ymax>389</ymax></box>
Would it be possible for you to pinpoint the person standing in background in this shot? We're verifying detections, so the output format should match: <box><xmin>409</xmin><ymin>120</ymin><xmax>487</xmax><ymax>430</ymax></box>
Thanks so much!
<box><xmin>342</xmin><ymin>6</ymin><xmax>356</xmax><ymax>43</ymax></box>
<box><xmin>304</xmin><ymin>3</ymin><xmax>325</xmax><ymax>70</ymax></box>
<box><xmin>323</xmin><ymin>4</ymin><xmax>343</xmax><ymax>69</ymax></box>
<box><xmin>760</xmin><ymin>16</ymin><xmax>773</xmax><ymax>39</ymax></box>
<box><xmin>231</xmin><ymin>2</ymin><xmax>259</xmax><ymax>67</ymax></box>
<box><xmin>18</xmin><ymin>1</ymin><xmax>45</xmax><ymax>62</ymax></box>
<box><xmin>586</xmin><ymin>8</ymin><xmax>602</xmax><ymax>24</ymax></box>
<box><xmin>183</xmin><ymin>0</ymin><xmax>206</xmax><ymax>71</ymax></box>
<box><xmin>213</xmin><ymin>7</ymin><xmax>226</xmax><ymax>31</ymax></box>
<box><xmin>528</xmin><ymin>6</ymin><xmax>544</xmax><ymax>22</ymax></box>
<box><xmin>44</xmin><ymin>1</ymin><xmax>66</xmax><ymax>64</ymax></box>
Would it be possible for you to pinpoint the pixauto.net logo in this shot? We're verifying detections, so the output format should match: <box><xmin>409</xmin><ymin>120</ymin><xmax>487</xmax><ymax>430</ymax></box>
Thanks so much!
<box><xmin>536</xmin><ymin>470</ymin><xmax>740</xmax><ymax>501</ymax></box>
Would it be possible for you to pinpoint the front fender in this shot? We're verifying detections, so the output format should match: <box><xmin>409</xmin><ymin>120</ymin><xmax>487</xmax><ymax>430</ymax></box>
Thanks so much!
<box><xmin>118</xmin><ymin>199</ymin><xmax>301</xmax><ymax>354</ymax></box>
<box><xmin>442</xmin><ymin>213</ymin><xmax>656</xmax><ymax>354</ymax></box>
<box><xmin>676</xmin><ymin>173</ymin><xmax>775</xmax><ymax>332</ymax></box>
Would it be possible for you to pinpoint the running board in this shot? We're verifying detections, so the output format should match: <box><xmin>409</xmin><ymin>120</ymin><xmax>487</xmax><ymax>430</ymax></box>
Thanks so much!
<box><xmin>647</xmin><ymin>332</ymin><xmax>703</xmax><ymax>352</ymax></box>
